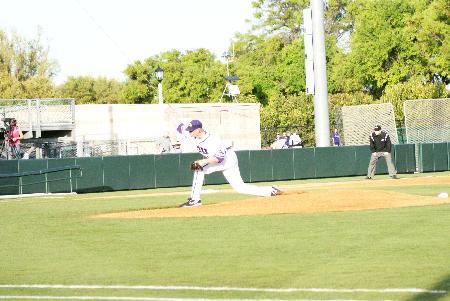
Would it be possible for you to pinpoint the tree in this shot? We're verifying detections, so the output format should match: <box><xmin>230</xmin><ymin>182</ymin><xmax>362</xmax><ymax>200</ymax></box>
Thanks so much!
<box><xmin>251</xmin><ymin>0</ymin><xmax>309</xmax><ymax>40</ymax></box>
<box><xmin>93</xmin><ymin>77</ymin><xmax>125</xmax><ymax>104</ymax></box>
<box><xmin>0</xmin><ymin>29</ymin><xmax>58</xmax><ymax>81</ymax></box>
<box><xmin>58</xmin><ymin>76</ymin><xmax>125</xmax><ymax>104</ymax></box>
<box><xmin>0</xmin><ymin>29</ymin><xmax>57</xmax><ymax>98</ymax></box>
<box><xmin>123</xmin><ymin>49</ymin><xmax>225</xmax><ymax>104</ymax></box>
<box><xmin>336</xmin><ymin>0</ymin><xmax>449</xmax><ymax>97</ymax></box>
<box><xmin>58</xmin><ymin>76</ymin><xmax>96</xmax><ymax>104</ymax></box>
<box><xmin>233</xmin><ymin>36</ymin><xmax>288</xmax><ymax>104</ymax></box>
<box><xmin>122</xmin><ymin>58</ymin><xmax>157</xmax><ymax>104</ymax></box>
<box><xmin>380</xmin><ymin>77</ymin><xmax>447</xmax><ymax>126</ymax></box>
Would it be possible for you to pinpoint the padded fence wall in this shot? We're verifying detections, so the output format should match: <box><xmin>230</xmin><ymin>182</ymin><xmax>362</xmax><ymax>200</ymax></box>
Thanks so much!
<box><xmin>418</xmin><ymin>142</ymin><xmax>450</xmax><ymax>172</ymax></box>
<box><xmin>0</xmin><ymin>143</ymin><xmax>445</xmax><ymax>196</ymax></box>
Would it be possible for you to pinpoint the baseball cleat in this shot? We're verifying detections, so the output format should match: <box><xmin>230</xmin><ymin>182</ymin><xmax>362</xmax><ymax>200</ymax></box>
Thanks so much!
<box><xmin>271</xmin><ymin>186</ymin><xmax>282</xmax><ymax>196</ymax></box>
<box><xmin>179</xmin><ymin>198</ymin><xmax>202</xmax><ymax>207</ymax></box>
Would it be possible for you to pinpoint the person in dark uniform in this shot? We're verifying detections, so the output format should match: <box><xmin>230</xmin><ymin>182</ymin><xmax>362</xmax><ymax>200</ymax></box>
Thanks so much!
<box><xmin>366</xmin><ymin>125</ymin><xmax>399</xmax><ymax>179</ymax></box>
<box><xmin>332</xmin><ymin>128</ymin><xmax>340</xmax><ymax>146</ymax></box>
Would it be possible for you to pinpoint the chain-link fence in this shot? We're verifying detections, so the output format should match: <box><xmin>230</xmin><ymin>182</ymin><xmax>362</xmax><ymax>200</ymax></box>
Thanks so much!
<box><xmin>334</xmin><ymin>103</ymin><xmax>398</xmax><ymax>146</ymax></box>
<box><xmin>404</xmin><ymin>98</ymin><xmax>450</xmax><ymax>144</ymax></box>
<box><xmin>0</xmin><ymin>137</ymin><xmax>177</xmax><ymax>160</ymax></box>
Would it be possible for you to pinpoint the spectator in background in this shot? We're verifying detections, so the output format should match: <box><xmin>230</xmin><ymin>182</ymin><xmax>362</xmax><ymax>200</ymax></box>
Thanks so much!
<box><xmin>5</xmin><ymin>118</ymin><xmax>23</xmax><ymax>159</ymax></box>
<box><xmin>171</xmin><ymin>141</ymin><xmax>182</xmax><ymax>153</ymax></box>
<box><xmin>271</xmin><ymin>132</ymin><xmax>286</xmax><ymax>149</ymax></box>
<box><xmin>283</xmin><ymin>132</ymin><xmax>290</xmax><ymax>149</ymax></box>
<box><xmin>157</xmin><ymin>135</ymin><xmax>172</xmax><ymax>153</ymax></box>
<box><xmin>332</xmin><ymin>128</ymin><xmax>341</xmax><ymax>146</ymax></box>
<box><xmin>289</xmin><ymin>130</ymin><xmax>303</xmax><ymax>148</ymax></box>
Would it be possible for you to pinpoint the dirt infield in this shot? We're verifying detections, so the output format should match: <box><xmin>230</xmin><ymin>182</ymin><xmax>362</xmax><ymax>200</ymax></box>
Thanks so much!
<box><xmin>93</xmin><ymin>176</ymin><xmax>450</xmax><ymax>218</ymax></box>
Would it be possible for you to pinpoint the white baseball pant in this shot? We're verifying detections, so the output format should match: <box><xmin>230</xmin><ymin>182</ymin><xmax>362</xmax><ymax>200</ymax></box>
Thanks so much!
<box><xmin>190</xmin><ymin>150</ymin><xmax>274</xmax><ymax>201</ymax></box>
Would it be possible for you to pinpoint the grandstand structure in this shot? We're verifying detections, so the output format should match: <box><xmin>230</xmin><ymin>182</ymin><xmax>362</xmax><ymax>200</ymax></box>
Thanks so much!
<box><xmin>1</xmin><ymin>99</ymin><xmax>262</xmax><ymax>158</ymax></box>
<box><xmin>0</xmin><ymin>98</ymin><xmax>75</xmax><ymax>137</ymax></box>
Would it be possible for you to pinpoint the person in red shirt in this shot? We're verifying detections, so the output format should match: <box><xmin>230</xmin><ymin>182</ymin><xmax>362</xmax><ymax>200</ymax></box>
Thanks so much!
<box><xmin>6</xmin><ymin>118</ymin><xmax>23</xmax><ymax>159</ymax></box>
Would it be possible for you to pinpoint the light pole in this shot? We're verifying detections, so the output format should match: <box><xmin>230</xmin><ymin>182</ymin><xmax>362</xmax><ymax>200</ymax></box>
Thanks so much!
<box><xmin>311</xmin><ymin>0</ymin><xmax>330</xmax><ymax>146</ymax></box>
<box><xmin>154</xmin><ymin>66</ymin><xmax>164</xmax><ymax>105</ymax></box>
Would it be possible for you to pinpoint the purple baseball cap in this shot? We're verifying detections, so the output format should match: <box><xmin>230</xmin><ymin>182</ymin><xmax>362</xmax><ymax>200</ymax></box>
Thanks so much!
<box><xmin>186</xmin><ymin>120</ymin><xmax>203</xmax><ymax>132</ymax></box>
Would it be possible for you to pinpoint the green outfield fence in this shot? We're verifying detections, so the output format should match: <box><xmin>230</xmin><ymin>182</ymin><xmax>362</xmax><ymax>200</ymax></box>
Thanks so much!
<box><xmin>0</xmin><ymin>143</ymin><xmax>448</xmax><ymax>196</ymax></box>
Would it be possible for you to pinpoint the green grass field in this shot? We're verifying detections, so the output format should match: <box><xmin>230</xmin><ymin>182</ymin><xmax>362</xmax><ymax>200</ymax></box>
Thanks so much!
<box><xmin>0</xmin><ymin>172</ymin><xmax>449</xmax><ymax>301</ymax></box>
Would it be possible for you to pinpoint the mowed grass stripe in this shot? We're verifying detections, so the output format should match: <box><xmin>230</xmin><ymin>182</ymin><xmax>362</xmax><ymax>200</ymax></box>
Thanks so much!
<box><xmin>0</xmin><ymin>285</ymin><xmax>446</xmax><ymax>294</ymax></box>
<box><xmin>0</xmin><ymin>296</ymin><xmax>402</xmax><ymax>301</ymax></box>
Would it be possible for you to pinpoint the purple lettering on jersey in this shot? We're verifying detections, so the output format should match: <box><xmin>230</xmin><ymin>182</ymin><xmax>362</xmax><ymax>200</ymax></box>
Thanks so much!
<box><xmin>197</xmin><ymin>146</ymin><xmax>208</xmax><ymax>155</ymax></box>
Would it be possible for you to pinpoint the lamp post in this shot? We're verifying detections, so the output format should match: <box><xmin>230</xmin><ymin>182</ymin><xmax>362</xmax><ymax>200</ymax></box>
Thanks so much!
<box><xmin>154</xmin><ymin>66</ymin><xmax>164</xmax><ymax>105</ymax></box>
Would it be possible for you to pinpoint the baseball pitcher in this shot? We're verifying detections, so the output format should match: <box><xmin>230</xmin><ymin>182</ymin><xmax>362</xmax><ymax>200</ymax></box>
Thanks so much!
<box><xmin>177</xmin><ymin>119</ymin><xmax>282</xmax><ymax>207</ymax></box>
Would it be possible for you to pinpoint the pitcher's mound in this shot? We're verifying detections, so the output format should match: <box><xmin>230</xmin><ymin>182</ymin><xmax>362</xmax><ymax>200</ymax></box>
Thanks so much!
<box><xmin>94</xmin><ymin>185</ymin><xmax>450</xmax><ymax>219</ymax></box>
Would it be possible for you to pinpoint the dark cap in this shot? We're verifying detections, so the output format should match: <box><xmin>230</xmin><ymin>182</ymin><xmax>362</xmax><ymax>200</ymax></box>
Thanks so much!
<box><xmin>186</xmin><ymin>120</ymin><xmax>202</xmax><ymax>132</ymax></box>
<box><xmin>373</xmin><ymin>125</ymin><xmax>381</xmax><ymax>131</ymax></box>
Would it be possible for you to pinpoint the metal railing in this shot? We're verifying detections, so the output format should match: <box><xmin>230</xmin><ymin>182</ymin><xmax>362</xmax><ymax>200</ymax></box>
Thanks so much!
<box><xmin>0</xmin><ymin>137</ymin><xmax>175</xmax><ymax>159</ymax></box>
<box><xmin>0</xmin><ymin>98</ymin><xmax>75</xmax><ymax>137</ymax></box>
<box><xmin>0</xmin><ymin>165</ymin><xmax>82</xmax><ymax>194</ymax></box>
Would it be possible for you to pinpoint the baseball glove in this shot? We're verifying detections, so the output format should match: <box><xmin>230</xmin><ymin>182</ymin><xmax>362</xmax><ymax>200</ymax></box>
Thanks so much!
<box><xmin>190</xmin><ymin>161</ymin><xmax>203</xmax><ymax>171</ymax></box>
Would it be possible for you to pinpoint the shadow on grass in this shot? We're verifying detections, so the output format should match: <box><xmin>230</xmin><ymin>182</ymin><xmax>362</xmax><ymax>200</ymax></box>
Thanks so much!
<box><xmin>407</xmin><ymin>274</ymin><xmax>450</xmax><ymax>301</ymax></box>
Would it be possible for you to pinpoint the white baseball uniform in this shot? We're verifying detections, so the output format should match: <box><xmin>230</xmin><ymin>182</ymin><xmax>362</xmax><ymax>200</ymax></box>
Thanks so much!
<box><xmin>183</xmin><ymin>128</ymin><xmax>276</xmax><ymax>201</ymax></box>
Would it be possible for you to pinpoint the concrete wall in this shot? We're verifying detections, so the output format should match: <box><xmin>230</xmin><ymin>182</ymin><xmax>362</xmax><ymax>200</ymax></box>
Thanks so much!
<box><xmin>72</xmin><ymin>103</ymin><xmax>262</xmax><ymax>151</ymax></box>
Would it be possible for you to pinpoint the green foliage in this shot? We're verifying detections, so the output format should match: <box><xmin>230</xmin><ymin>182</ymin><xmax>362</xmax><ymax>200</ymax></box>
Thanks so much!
<box><xmin>58</xmin><ymin>76</ymin><xmax>95</xmax><ymax>104</ymax></box>
<box><xmin>260</xmin><ymin>93</ymin><xmax>313</xmax><ymax>126</ymax></box>
<box><xmin>0</xmin><ymin>29</ymin><xmax>57</xmax><ymax>81</ymax></box>
<box><xmin>165</xmin><ymin>49</ymin><xmax>225</xmax><ymax>103</ymax></box>
<box><xmin>251</xmin><ymin>0</ymin><xmax>309</xmax><ymax>40</ymax></box>
<box><xmin>340</xmin><ymin>0</ymin><xmax>449</xmax><ymax>97</ymax></box>
<box><xmin>123</xmin><ymin>58</ymin><xmax>157</xmax><ymax>103</ymax></box>
<box><xmin>0</xmin><ymin>29</ymin><xmax>57</xmax><ymax>98</ymax></box>
<box><xmin>20</xmin><ymin>76</ymin><xmax>58</xmax><ymax>98</ymax></box>
<box><xmin>121</xmin><ymin>79</ymin><xmax>148</xmax><ymax>104</ymax></box>
<box><xmin>93</xmin><ymin>77</ymin><xmax>126</xmax><ymax>104</ymax></box>
<box><xmin>58</xmin><ymin>76</ymin><xmax>125</xmax><ymax>104</ymax></box>
<box><xmin>233</xmin><ymin>31</ymin><xmax>341</xmax><ymax>144</ymax></box>
<box><xmin>410</xmin><ymin>0</ymin><xmax>450</xmax><ymax>78</ymax></box>
<box><xmin>380</xmin><ymin>77</ymin><xmax>448</xmax><ymax>126</ymax></box>
<box><xmin>232</xmin><ymin>36</ymin><xmax>308</xmax><ymax>105</ymax></box>
<box><xmin>2</xmin><ymin>0</ymin><xmax>449</xmax><ymax>141</ymax></box>
<box><xmin>260</xmin><ymin>93</ymin><xmax>315</xmax><ymax>144</ymax></box>
<box><xmin>123</xmin><ymin>49</ymin><xmax>225</xmax><ymax>104</ymax></box>
<box><xmin>234</xmin><ymin>36</ymin><xmax>285</xmax><ymax>104</ymax></box>
<box><xmin>328</xmin><ymin>91</ymin><xmax>375</xmax><ymax>123</ymax></box>
<box><xmin>0</xmin><ymin>70</ymin><xmax>56</xmax><ymax>98</ymax></box>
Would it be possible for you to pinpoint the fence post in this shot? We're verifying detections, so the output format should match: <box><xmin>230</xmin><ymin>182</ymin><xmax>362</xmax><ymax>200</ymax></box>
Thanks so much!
<box><xmin>71</xmin><ymin>98</ymin><xmax>75</xmax><ymax>125</ymax></box>
<box><xmin>27</xmin><ymin>99</ymin><xmax>33</xmax><ymax>134</ymax></box>
<box><xmin>36</xmin><ymin>99</ymin><xmax>41</xmax><ymax>138</ymax></box>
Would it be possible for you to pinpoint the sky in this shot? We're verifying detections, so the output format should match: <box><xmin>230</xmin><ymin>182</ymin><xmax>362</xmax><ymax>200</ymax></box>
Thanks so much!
<box><xmin>0</xmin><ymin>0</ymin><xmax>254</xmax><ymax>84</ymax></box>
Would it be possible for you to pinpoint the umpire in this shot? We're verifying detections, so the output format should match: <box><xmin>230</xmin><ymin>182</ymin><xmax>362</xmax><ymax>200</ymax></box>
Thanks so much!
<box><xmin>366</xmin><ymin>125</ymin><xmax>399</xmax><ymax>179</ymax></box>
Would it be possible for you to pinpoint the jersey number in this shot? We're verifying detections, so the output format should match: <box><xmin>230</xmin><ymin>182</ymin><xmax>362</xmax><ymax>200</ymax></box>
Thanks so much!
<box><xmin>197</xmin><ymin>146</ymin><xmax>208</xmax><ymax>155</ymax></box>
